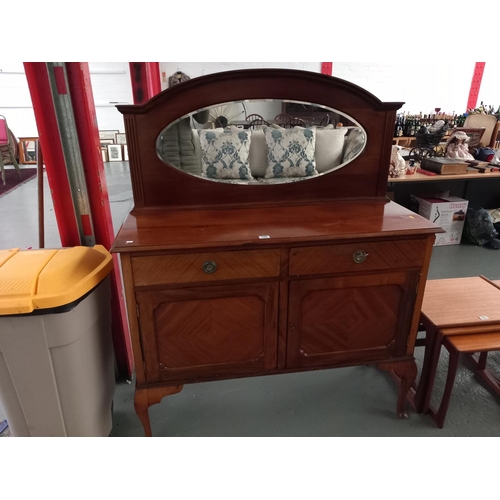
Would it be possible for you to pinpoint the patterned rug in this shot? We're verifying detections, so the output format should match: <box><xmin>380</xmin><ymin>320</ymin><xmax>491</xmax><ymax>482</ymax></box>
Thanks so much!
<box><xmin>0</xmin><ymin>168</ymin><xmax>38</xmax><ymax>197</ymax></box>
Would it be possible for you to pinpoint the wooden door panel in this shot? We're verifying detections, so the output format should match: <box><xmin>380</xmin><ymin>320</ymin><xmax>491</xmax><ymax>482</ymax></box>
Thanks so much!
<box><xmin>287</xmin><ymin>272</ymin><xmax>419</xmax><ymax>368</ymax></box>
<box><xmin>136</xmin><ymin>283</ymin><xmax>278</xmax><ymax>382</ymax></box>
<box><xmin>155</xmin><ymin>296</ymin><xmax>267</xmax><ymax>367</ymax></box>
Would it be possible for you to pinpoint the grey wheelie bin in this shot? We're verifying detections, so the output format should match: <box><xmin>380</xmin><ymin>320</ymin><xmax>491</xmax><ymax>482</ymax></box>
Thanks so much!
<box><xmin>0</xmin><ymin>245</ymin><xmax>116</xmax><ymax>437</ymax></box>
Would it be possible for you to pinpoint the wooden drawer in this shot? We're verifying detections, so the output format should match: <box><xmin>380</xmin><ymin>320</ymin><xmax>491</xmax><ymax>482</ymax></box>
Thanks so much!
<box><xmin>132</xmin><ymin>249</ymin><xmax>281</xmax><ymax>286</ymax></box>
<box><xmin>289</xmin><ymin>239</ymin><xmax>426</xmax><ymax>276</ymax></box>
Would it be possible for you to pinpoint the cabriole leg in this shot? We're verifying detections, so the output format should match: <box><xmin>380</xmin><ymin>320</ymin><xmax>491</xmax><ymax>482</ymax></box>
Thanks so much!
<box><xmin>378</xmin><ymin>359</ymin><xmax>418</xmax><ymax>419</ymax></box>
<box><xmin>134</xmin><ymin>385</ymin><xmax>183</xmax><ymax>437</ymax></box>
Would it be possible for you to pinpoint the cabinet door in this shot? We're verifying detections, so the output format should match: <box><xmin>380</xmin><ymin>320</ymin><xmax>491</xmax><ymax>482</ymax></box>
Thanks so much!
<box><xmin>136</xmin><ymin>282</ymin><xmax>278</xmax><ymax>383</ymax></box>
<box><xmin>286</xmin><ymin>271</ymin><xmax>419</xmax><ymax>369</ymax></box>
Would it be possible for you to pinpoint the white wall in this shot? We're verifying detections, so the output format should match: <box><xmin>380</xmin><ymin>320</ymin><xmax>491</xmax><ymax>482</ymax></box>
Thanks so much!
<box><xmin>0</xmin><ymin>62</ymin><xmax>132</xmax><ymax>137</ymax></box>
<box><xmin>159</xmin><ymin>62</ymin><xmax>321</xmax><ymax>89</ymax></box>
<box><xmin>86</xmin><ymin>62</ymin><xmax>133</xmax><ymax>131</ymax></box>
<box><xmin>161</xmin><ymin>61</ymin><xmax>500</xmax><ymax>116</ymax></box>
<box><xmin>332</xmin><ymin>62</ymin><xmax>478</xmax><ymax>116</ymax></box>
<box><xmin>0</xmin><ymin>61</ymin><xmax>498</xmax><ymax>139</ymax></box>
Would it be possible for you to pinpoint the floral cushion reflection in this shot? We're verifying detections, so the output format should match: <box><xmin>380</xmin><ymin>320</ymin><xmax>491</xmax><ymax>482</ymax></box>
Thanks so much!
<box><xmin>198</xmin><ymin>128</ymin><xmax>253</xmax><ymax>180</ymax></box>
<box><xmin>263</xmin><ymin>126</ymin><xmax>317</xmax><ymax>178</ymax></box>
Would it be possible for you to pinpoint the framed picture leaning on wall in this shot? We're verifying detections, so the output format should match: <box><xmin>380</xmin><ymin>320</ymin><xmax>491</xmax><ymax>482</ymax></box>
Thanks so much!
<box><xmin>115</xmin><ymin>133</ymin><xmax>127</xmax><ymax>145</ymax></box>
<box><xmin>107</xmin><ymin>144</ymin><xmax>123</xmax><ymax>161</ymax></box>
<box><xmin>101</xmin><ymin>147</ymin><xmax>109</xmax><ymax>162</ymax></box>
<box><xmin>99</xmin><ymin>130</ymin><xmax>119</xmax><ymax>141</ymax></box>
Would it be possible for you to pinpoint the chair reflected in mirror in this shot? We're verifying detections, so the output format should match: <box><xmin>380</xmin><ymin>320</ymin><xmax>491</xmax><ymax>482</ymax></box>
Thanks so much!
<box><xmin>274</xmin><ymin>113</ymin><xmax>293</xmax><ymax>126</ymax></box>
<box><xmin>0</xmin><ymin>115</ymin><xmax>22</xmax><ymax>185</ymax></box>
<box><xmin>248</xmin><ymin>118</ymin><xmax>270</xmax><ymax>129</ymax></box>
<box><xmin>284</xmin><ymin>118</ymin><xmax>306</xmax><ymax>128</ymax></box>
<box><xmin>245</xmin><ymin>114</ymin><xmax>265</xmax><ymax>123</ymax></box>
<box><xmin>319</xmin><ymin>115</ymin><xmax>331</xmax><ymax>127</ymax></box>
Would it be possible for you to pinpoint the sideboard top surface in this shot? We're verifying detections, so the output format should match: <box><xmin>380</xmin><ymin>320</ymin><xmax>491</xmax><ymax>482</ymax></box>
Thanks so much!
<box><xmin>112</xmin><ymin>200</ymin><xmax>443</xmax><ymax>253</ymax></box>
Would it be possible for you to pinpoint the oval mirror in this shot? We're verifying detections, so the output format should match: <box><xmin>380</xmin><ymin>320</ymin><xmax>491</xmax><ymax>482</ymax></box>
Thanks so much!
<box><xmin>156</xmin><ymin>100</ymin><xmax>366</xmax><ymax>185</ymax></box>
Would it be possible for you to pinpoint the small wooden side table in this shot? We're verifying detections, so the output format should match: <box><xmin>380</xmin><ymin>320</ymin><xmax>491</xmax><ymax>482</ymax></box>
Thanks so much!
<box><xmin>414</xmin><ymin>276</ymin><xmax>500</xmax><ymax>422</ymax></box>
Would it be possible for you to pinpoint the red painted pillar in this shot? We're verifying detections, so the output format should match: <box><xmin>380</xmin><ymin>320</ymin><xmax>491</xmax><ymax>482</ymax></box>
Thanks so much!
<box><xmin>129</xmin><ymin>63</ymin><xmax>161</xmax><ymax>104</ymax></box>
<box><xmin>24</xmin><ymin>62</ymin><xmax>133</xmax><ymax>378</ymax></box>
<box><xmin>321</xmin><ymin>63</ymin><xmax>333</xmax><ymax>76</ymax></box>
<box><xmin>65</xmin><ymin>63</ymin><xmax>133</xmax><ymax>378</ymax></box>
<box><xmin>467</xmin><ymin>62</ymin><xmax>486</xmax><ymax>110</ymax></box>
<box><xmin>24</xmin><ymin>63</ymin><xmax>81</xmax><ymax>247</ymax></box>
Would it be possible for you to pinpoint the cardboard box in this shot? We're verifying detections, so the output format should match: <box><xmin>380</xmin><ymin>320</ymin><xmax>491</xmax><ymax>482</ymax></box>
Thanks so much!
<box><xmin>410</xmin><ymin>194</ymin><xmax>468</xmax><ymax>246</ymax></box>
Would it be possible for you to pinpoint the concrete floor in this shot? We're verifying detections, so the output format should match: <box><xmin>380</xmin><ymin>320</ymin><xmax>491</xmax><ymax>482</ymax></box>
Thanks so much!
<box><xmin>1</xmin><ymin>163</ymin><xmax>500</xmax><ymax>436</ymax></box>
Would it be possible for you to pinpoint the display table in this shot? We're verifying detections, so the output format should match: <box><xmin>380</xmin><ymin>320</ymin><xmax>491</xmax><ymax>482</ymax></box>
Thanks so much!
<box><xmin>388</xmin><ymin>169</ymin><xmax>500</xmax><ymax>214</ymax></box>
<box><xmin>389</xmin><ymin>171</ymin><xmax>500</xmax><ymax>183</ymax></box>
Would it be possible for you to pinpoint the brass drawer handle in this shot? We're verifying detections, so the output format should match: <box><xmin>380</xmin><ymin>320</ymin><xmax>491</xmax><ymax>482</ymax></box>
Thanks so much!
<box><xmin>202</xmin><ymin>260</ymin><xmax>217</xmax><ymax>274</ymax></box>
<box><xmin>353</xmin><ymin>250</ymin><xmax>368</xmax><ymax>264</ymax></box>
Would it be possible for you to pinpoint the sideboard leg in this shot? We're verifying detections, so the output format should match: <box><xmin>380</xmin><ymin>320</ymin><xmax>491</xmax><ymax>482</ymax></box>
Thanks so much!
<box><xmin>134</xmin><ymin>385</ymin><xmax>184</xmax><ymax>437</ymax></box>
<box><xmin>378</xmin><ymin>359</ymin><xmax>417</xmax><ymax>419</ymax></box>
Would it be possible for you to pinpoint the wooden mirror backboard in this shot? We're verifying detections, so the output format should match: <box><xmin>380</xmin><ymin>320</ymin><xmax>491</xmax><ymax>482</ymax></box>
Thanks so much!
<box><xmin>117</xmin><ymin>69</ymin><xmax>404</xmax><ymax>212</ymax></box>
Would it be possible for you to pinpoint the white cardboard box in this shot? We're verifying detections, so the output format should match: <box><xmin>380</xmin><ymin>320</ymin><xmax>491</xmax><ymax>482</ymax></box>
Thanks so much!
<box><xmin>410</xmin><ymin>194</ymin><xmax>468</xmax><ymax>246</ymax></box>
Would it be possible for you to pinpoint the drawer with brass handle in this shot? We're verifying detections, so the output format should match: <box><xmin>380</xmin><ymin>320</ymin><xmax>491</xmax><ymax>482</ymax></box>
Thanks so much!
<box><xmin>132</xmin><ymin>249</ymin><xmax>281</xmax><ymax>286</ymax></box>
<box><xmin>289</xmin><ymin>239</ymin><xmax>426</xmax><ymax>276</ymax></box>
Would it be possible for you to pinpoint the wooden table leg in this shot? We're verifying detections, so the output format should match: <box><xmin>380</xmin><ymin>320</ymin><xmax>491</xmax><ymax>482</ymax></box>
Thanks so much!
<box><xmin>378</xmin><ymin>359</ymin><xmax>417</xmax><ymax>418</ymax></box>
<box><xmin>467</xmin><ymin>352</ymin><xmax>500</xmax><ymax>397</ymax></box>
<box><xmin>421</xmin><ymin>329</ymin><xmax>445</xmax><ymax>415</ymax></box>
<box><xmin>412</xmin><ymin>325</ymin><xmax>439</xmax><ymax>413</ymax></box>
<box><xmin>134</xmin><ymin>384</ymin><xmax>183</xmax><ymax>437</ymax></box>
<box><xmin>427</xmin><ymin>340</ymin><xmax>461</xmax><ymax>428</ymax></box>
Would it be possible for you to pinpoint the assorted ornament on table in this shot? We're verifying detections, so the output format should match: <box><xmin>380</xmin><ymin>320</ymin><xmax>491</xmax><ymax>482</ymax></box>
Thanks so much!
<box><xmin>389</xmin><ymin>145</ymin><xmax>407</xmax><ymax>178</ymax></box>
<box><xmin>444</xmin><ymin>131</ymin><xmax>475</xmax><ymax>160</ymax></box>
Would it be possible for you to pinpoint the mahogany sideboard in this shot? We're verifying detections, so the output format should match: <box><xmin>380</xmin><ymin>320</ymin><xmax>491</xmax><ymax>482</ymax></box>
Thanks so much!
<box><xmin>111</xmin><ymin>69</ymin><xmax>442</xmax><ymax>436</ymax></box>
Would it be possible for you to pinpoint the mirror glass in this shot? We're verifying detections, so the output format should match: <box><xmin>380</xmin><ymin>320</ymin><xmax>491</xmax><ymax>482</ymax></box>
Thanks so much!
<box><xmin>156</xmin><ymin>100</ymin><xmax>366</xmax><ymax>185</ymax></box>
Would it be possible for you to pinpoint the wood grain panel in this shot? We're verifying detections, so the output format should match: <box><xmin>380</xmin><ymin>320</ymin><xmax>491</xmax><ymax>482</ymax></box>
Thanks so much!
<box><xmin>131</xmin><ymin>249</ymin><xmax>281</xmax><ymax>286</ymax></box>
<box><xmin>447</xmin><ymin>332</ymin><xmax>500</xmax><ymax>353</ymax></box>
<box><xmin>287</xmin><ymin>272</ymin><xmax>418</xmax><ymax>368</ymax></box>
<box><xmin>112</xmin><ymin>201</ymin><xmax>442</xmax><ymax>254</ymax></box>
<box><xmin>155</xmin><ymin>296</ymin><xmax>265</xmax><ymax>367</ymax></box>
<box><xmin>289</xmin><ymin>238</ymin><xmax>426</xmax><ymax>276</ymax></box>
<box><xmin>136</xmin><ymin>283</ymin><xmax>278</xmax><ymax>381</ymax></box>
<box><xmin>421</xmin><ymin>277</ymin><xmax>500</xmax><ymax>329</ymax></box>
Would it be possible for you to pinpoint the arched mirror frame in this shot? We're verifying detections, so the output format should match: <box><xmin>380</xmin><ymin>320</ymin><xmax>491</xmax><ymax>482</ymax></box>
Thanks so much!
<box><xmin>117</xmin><ymin>69</ymin><xmax>403</xmax><ymax>212</ymax></box>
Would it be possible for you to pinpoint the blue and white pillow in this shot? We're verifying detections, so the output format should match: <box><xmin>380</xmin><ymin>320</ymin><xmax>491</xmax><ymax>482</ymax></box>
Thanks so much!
<box><xmin>198</xmin><ymin>128</ymin><xmax>253</xmax><ymax>180</ymax></box>
<box><xmin>342</xmin><ymin>128</ymin><xmax>366</xmax><ymax>163</ymax></box>
<box><xmin>263</xmin><ymin>126</ymin><xmax>317</xmax><ymax>178</ymax></box>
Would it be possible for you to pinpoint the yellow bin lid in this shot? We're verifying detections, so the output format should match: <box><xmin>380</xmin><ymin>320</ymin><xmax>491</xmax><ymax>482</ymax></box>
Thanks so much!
<box><xmin>0</xmin><ymin>245</ymin><xmax>113</xmax><ymax>315</ymax></box>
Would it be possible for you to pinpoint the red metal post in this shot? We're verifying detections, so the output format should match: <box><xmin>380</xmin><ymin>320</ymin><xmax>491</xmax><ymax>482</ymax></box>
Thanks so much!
<box><xmin>24</xmin><ymin>62</ymin><xmax>133</xmax><ymax>378</ymax></box>
<box><xmin>65</xmin><ymin>63</ymin><xmax>133</xmax><ymax>378</ymax></box>
<box><xmin>467</xmin><ymin>62</ymin><xmax>486</xmax><ymax>110</ymax></box>
<box><xmin>129</xmin><ymin>63</ymin><xmax>161</xmax><ymax>104</ymax></box>
<box><xmin>24</xmin><ymin>63</ymin><xmax>81</xmax><ymax>247</ymax></box>
<box><xmin>321</xmin><ymin>62</ymin><xmax>333</xmax><ymax>76</ymax></box>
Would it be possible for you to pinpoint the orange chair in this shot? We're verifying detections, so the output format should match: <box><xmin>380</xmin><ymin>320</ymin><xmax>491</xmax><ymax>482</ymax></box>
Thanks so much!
<box><xmin>0</xmin><ymin>115</ymin><xmax>22</xmax><ymax>185</ymax></box>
